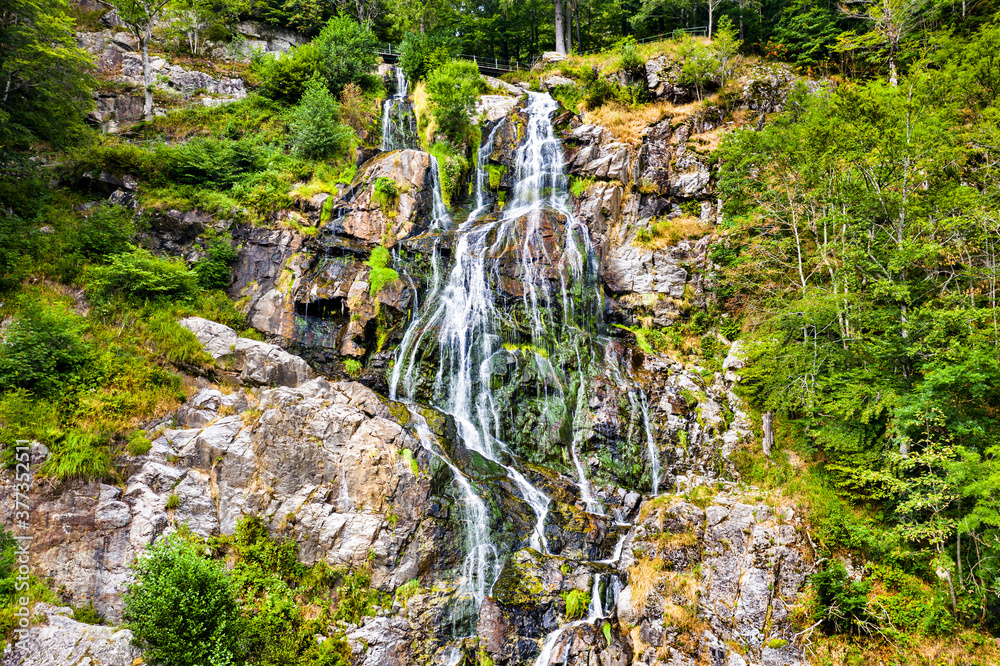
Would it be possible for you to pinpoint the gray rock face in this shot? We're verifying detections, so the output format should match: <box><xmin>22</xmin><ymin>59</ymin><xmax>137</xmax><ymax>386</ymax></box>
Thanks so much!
<box><xmin>477</xmin><ymin>95</ymin><xmax>518</xmax><ymax>122</ymax></box>
<box><xmin>618</xmin><ymin>495</ymin><xmax>810</xmax><ymax>666</ymax></box>
<box><xmin>568</xmin><ymin>124</ymin><xmax>635</xmax><ymax>183</ymax></box>
<box><xmin>180</xmin><ymin>316</ymin><xmax>314</xmax><ymax>386</ymax></box>
<box><xmin>0</xmin><ymin>604</ymin><xmax>139</xmax><ymax>666</ymax></box>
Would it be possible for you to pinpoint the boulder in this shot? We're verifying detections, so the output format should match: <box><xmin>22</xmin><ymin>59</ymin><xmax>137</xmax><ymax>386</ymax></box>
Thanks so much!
<box><xmin>179</xmin><ymin>316</ymin><xmax>314</xmax><ymax>387</ymax></box>
<box><xmin>477</xmin><ymin>95</ymin><xmax>518</xmax><ymax>123</ymax></box>
<box><xmin>0</xmin><ymin>604</ymin><xmax>139</xmax><ymax>666</ymax></box>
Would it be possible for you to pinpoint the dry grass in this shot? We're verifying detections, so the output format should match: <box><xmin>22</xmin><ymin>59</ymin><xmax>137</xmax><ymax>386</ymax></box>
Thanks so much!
<box><xmin>412</xmin><ymin>82</ymin><xmax>436</xmax><ymax>148</ymax></box>
<box><xmin>627</xmin><ymin>557</ymin><xmax>664</xmax><ymax>614</ymax></box>
<box><xmin>583</xmin><ymin>100</ymin><xmax>674</xmax><ymax>144</ymax></box>
<box><xmin>635</xmin><ymin>216</ymin><xmax>714</xmax><ymax>249</ymax></box>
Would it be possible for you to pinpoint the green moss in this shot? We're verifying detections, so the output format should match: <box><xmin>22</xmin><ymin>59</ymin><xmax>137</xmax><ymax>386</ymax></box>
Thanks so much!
<box><xmin>487</xmin><ymin>163</ymin><xmax>507</xmax><ymax>190</ymax></box>
<box><xmin>766</xmin><ymin>638</ymin><xmax>789</xmax><ymax>649</ymax></box>
<box><xmin>372</xmin><ymin>177</ymin><xmax>399</xmax><ymax>214</ymax></box>
<box><xmin>343</xmin><ymin>358</ymin><xmax>362</xmax><ymax>378</ymax></box>
<box><xmin>365</xmin><ymin>246</ymin><xmax>399</xmax><ymax>299</ymax></box>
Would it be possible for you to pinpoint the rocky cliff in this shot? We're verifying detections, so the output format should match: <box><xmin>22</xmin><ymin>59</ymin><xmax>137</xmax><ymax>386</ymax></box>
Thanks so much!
<box><xmin>3</xmin><ymin>52</ymin><xmax>820</xmax><ymax>666</ymax></box>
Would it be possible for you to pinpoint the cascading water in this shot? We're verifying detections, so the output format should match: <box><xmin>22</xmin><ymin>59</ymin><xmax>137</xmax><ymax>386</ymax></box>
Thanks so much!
<box><xmin>391</xmin><ymin>92</ymin><xmax>655</xmax><ymax>660</ymax></box>
<box><xmin>381</xmin><ymin>66</ymin><xmax>417</xmax><ymax>152</ymax></box>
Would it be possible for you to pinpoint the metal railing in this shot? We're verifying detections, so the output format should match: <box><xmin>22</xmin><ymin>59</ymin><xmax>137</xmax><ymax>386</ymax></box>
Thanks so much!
<box><xmin>375</xmin><ymin>27</ymin><xmax>708</xmax><ymax>74</ymax></box>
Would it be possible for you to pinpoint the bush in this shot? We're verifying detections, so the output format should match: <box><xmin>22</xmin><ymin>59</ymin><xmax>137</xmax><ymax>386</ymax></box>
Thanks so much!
<box><xmin>89</xmin><ymin>247</ymin><xmax>199</xmax><ymax>303</ymax></box>
<box><xmin>810</xmin><ymin>561</ymin><xmax>872</xmax><ymax>634</ymax></box>
<box><xmin>371</xmin><ymin>177</ymin><xmax>398</xmax><ymax>214</ymax></box>
<box><xmin>159</xmin><ymin>137</ymin><xmax>265</xmax><ymax>188</ymax></box>
<box><xmin>563</xmin><ymin>589</ymin><xmax>590</xmax><ymax>619</ymax></box>
<box><xmin>398</xmin><ymin>31</ymin><xmax>457</xmax><ymax>82</ymax></box>
<box><xmin>127</xmin><ymin>430</ymin><xmax>152</xmax><ymax>456</ymax></box>
<box><xmin>288</xmin><ymin>76</ymin><xmax>354</xmax><ymax>159</ymax></box>
<box><xmin>616</xmin><ymin>36</ymin><xmax>645</xmax><ymax>77</ymax></box>
<box><xmin>194</xmin><ymin>233</ymin><xmax>239</xmax><ymax>290</ymax></box>
<box><xmin>0</xmin><ymin>299</ymin><xmax>92</xmax><ymax>398</ymax></box>
<box><xmin>425</xmin><ymin>60</ymin><xmax>485</xmax><ymax>147</ymax></box>
<box><xmin>74</xmin><ymin>205</ymin><xmax>136</xmax><ymax>260</ymax></box>
<box><xmin>255</xmin><ymin>43</ymin><xmax>321</xmax><ymax>104</ymax></box>
<box><xmin>312</xmin><ymin>16</ymin><xmax>378</xmax><ymax>96</ymax></box>
<box><xmin>123</xmin><ymin>533</ymin><xmax>247</xmax><ymax>666</ymax></box>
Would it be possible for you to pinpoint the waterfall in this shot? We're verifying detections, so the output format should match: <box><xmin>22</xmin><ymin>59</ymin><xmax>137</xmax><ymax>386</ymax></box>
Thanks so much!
<box><xmin>381</xmin><ymin>66</ymin><xmax>417</xmax><ymax>152</ymax></box>
<box><xmin>391</xmin><ymin>92</ymin><xmax>648</xmax><ymax>655</ymax></box>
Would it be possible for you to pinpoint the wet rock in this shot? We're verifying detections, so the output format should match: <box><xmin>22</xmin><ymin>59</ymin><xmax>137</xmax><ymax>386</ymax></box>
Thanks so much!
<box><xmin>337</xmin><ymin>150</ymin><xmax>436</xmax><ymax>247</ymax></box>
<box><xmin>477</xmin><ymin>95</ymin><xmax>518</xmax><ymax>123</ymax></box>
<box><xmin>0</xmin><ymin>604</ymin><xmax>139</xmax><ymax>666</ymax></box>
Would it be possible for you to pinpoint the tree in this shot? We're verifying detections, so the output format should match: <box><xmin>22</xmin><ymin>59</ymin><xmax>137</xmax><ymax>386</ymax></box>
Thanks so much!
<box><xmin>0</xmin><ymin>0</ymin><xmax>95</xmax><ymax>148</ymax></box>
<box><xmin>312</xmin><ymin>15</ymin><xmax>379</xmax><ymax>96</ymax></box>
<box><xmin>105</xmin><ymin>0</ymin><xmax>173</xmax><ymax>121</ymax></box>
<box><xmin>123</xmin><ymin>533</ymin><xmax>247</xmax><ymax>666</ymax></box>
<box><xmin>425</xmin><ymin>60</ymin><xmax>485</xmax><ymax>145</ymax></box>
<box><xmin>288</xmin><ymin>75</ymin><xmax>354</xmax><ymax>158</ymax></box>
<box><xmin>838</xmin><ymin>0</ymin><xmax>929</xmax><ymax>86</ymax></box>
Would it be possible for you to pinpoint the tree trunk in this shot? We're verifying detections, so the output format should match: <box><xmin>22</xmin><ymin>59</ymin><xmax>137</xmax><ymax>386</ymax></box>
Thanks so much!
<box><xmin>554</xmin><ymin>0</ymin><xmax>566</xmax><ymax>53</ymax></box>
<box><xmin>574</xmin><ymin>0</ymin><xmax>581</xmax><ymax>52</ymax></box>
<box><xmin>739</xmin><ymin>0</ymin><xmax>745</xmax><ymax>40</ymax></box>
<box><xmin>888</xmin><ymin>50</ymin><xmax>898</xmax><ymax>86</ymax></box>
<box><xmin>762</xmin><ymin>411</ymin><xmax>774</xmax><ymax>457</ymax></box>
<box><xmin>141</xmin><ymin>32</ymin><xmax>153</xmax><ymax>121</ymax></box>
<box><xmin>565</xmin><ymin>0</ymin><xmax>572</xmax><ymax>53</ymax></box>
<box><xmin>708</xmin><ymin>0</ymin><xmax>714</xmax><ymax>38</ymax></box>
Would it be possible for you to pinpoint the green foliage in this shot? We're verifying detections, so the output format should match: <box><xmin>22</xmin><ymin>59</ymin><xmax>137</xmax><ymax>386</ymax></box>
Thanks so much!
<box><xmin>74</xmin><ymin>205</ymin><xmax>136</xmax><ymax>261</ymax></box>
<box><xmin>365</xmin><ymin>246</ymin><xmax>399</xmax><ymax>298</ymax></box>
<box><xmin>427</xmin><ymin>141</ymin><xmax>470</xmax><ymax>206</ymax></box>
<box><xmin>289</xmin><ymin>75</ymin><xmax>355</xmax><ymax>159</ymax></box>
<box><xmin>394</xmin><ymin>579</ymin><xmax>419</xmax><ymax>609</ymax></box>
<box><xmin>0</xmin><ymin>299</ymin><xmax>91</xmax><ymax>399</ymax></box>
<box><xmin>194</xmin><ymin>233</ymin><xmax>239</xmax><ymax>291</ymax></box>
<box><xmin>72</xmin><ymin>601</ymin><xmax>104</xmax><ymax>625</ymax></box>
<box><xmin>616</xmin><ymin>36</ymin><xmax>644</xmax><ymax>77</ymax></box>
<box><xmin>127</xmin><ymin>430</ymin><xmax>153</xmax><ymax>456</ymax></box>
<box><xmin>89</xmin><ymin>247</ymin><xmax>199</xmax><ymax>303</ymax></box>
<box><xmin>372</xmin><ymin>177</ymin><xmax>399</xmax><ymax>213</ymax></box>
<box><xmin>343</xmin><ymin>358</ymin><xmax>362</xmax><ymax>378</ymax></box>
<box><xmin>811</xmin><ymin>562</ymin><xmax>872</xmax><ymax>634</ymax></box>
<box><xmin>254</xmin><ymin>43</ymin><xmax>322</xmax><ymax>104</ymax></box>
<box><xmin>312</xmin><ymin>16</ymin><xmax>379</xmax><ymax>96</ymax></box>
<box><xmin>425</xmin><ymin>60</ymin><xmax>485</xmax><ymax>147</ymax></box>
<box><xmin>398</xmin><ymin>30</ymin><xmax>457</xmax><ymax>82</ymax></box>
<box><xmin>40</xmin><ymin>429</ymin><xmax>113</xmax><ymax>481</ymax></box>
<box><xmin>563</xmin><ymin>588</ymin><xmax>590</xmax><ymax>620</ymax></box>
<box><xmin>123</xmin><ymin>533</ymin><xmax>247</xmax><ymax>666</ymax></box>
<box><xmin>165</xmin><ymin>493</ymin><xmax>180</xmax><ymax>510</ymax></box>
<box><xmin>0</xmin><ymin>0</ymin><xmax>96</xmax><ymax>148</ymax></box>
<box><xmin>773</xmin><ymin>0</ymin><xmax>842</xmax><ymax>68</ymax></box>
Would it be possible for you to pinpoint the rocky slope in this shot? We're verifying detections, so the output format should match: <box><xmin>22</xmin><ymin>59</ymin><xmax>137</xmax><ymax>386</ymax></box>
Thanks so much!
<box><xmin>4</xmin><ymin>45</ymin><xmax>821</xmax><ymax>666</ymax></box>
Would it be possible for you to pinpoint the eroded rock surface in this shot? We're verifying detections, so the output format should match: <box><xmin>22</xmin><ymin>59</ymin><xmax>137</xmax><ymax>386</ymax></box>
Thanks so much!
<box><xmin>0</xmin><ymin>604</ymin><xmax>139</xmax><ymax>666</ymax></box>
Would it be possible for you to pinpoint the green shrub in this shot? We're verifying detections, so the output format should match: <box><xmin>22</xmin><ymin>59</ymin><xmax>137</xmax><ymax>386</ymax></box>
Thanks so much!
<box><xmin>563</xmin><ymin>589</ymin><xmax>591</xmax><ymax>620</ymax></box>
<box><xmin>255</xmin><ymin>43</ymin><xmax>322</xmax><ymax>104</ymax></box>
<box><xmin>365</xmin><ymin>246</ymin><xmax>399</xmax><ymax>299</ymax></box>
<box><xmin>616</xmin><ymin>36</ymin><xmax>645</xmax><ymax>77</ymax></box>
<box><xmin>165</xmin><ymin>493</ymin><xmax>180</xmax><ymax>510</ymax></box>
<box><xmin>398</xmin><ymin>31</ymin><xmax>457</xmax><ymax>82</ymax></box>
<box><xmin>289</xmin><ymin>75</ymin><xmax>355</xmax><ymax>159</ymax></box>
<box><xmin>372</xmin><ymin>177</ymin><xmax>398</xmax><ymax>214</ymax></box>
<box><xmin>72</xmin><ymin>601</ymin><xmax>104</xmax><ymax>624</ymax></box>
<box><xmin>427</xmin><ymin>142</ymin><xmax>470</xmax><ymax>207</ymax></box>
<box><xmin>395</xmin><ymin>579</ymin><xmax>419</xmax><ymax>610</ymax></box>
<box><xmin>123</xmin><ymin>533</ymin><xmax>247</xmax><ymax>666</ymax></box>
<box><xmin>127</xmin><ymin>430</ymin><xmax>153</xmax><ymax>456</ymax></box>
<box><xmin>74</xmin><ymin>205</ymin><xmax>136</xmax><ymax>260</ymax></box>
<box><xmin>343</xmin><ymin>358</ymin><xmax>362</xmax><ymax>378</ymax></box>
<box><xmin>194</xmin><ymin>233</ymin><xmax>239</xmax><ymax>290</ymax></box>
<box><xmin>0</xmin><ymin>299</ymin><xmax>92</xmax><ymax>398</ymax></box>
<box><xmin>312</xmin><ymin>16</ymin><xmax>379</xmax><ymax>96</ymax></box>
<box><xmin>810</xmin><ymin>561</ymin><xmax>872</xmax><ymax>634</ymax></box>
<box><xmin>89</xmin><ymin>247</ymin><xmax>199</xmax><ymax>303</ymax></box>
<box><xmin>425</xmin><ymin>60</ymin><xmax>485</xmax><ymax>147</ymax></box>
<box><xmin>159</xmin><ymin>137</ymin><xmax>265</xmax><ymax>188</ymax></box>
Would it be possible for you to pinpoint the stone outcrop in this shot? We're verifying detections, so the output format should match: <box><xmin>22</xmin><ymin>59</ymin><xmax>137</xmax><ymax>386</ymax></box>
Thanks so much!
<box><xmin>617</xmin><ymin>494</ymin><xmax>811</xmax><ymax>666</ymax></box>
<box><xmin>180</xmin><ymin>316</ymin><xmax>314</xmax><ymax>386</ymax></box>
<box><xmin>0</xmin><ymin>604</ymin><xmax>139</xmax><ymax>666</ymax></box>
<box><xmin>0</xmin><ymin>330</ymin><xmax>456</xmax><ymax>620</ymax></box>
<box><xmin>336</xmin><ymin>149</ymin><xmax>437</xmax><ymax>247</ymax></box>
